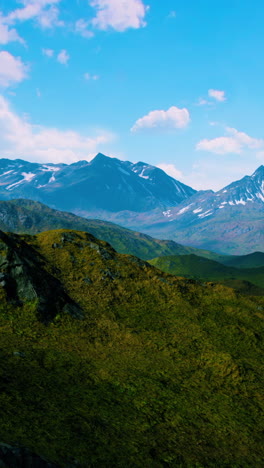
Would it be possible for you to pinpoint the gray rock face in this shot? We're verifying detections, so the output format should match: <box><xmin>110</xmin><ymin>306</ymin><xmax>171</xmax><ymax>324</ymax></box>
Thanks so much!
<box><xmin>0</xmin><ymin>230</ymin><xmax>82</xmax><ymax>322</ymax></box>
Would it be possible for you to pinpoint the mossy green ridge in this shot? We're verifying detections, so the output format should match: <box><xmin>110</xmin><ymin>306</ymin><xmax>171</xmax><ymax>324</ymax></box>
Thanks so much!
<box><xmin>0</xmin><ymin>229</ymin><xmax>264</xmax><ymax>467</ymax></box>
<box><xmin>149</xmin><ymin>254</ymin><xmax>264</xmax><ymax>295</ymax></box>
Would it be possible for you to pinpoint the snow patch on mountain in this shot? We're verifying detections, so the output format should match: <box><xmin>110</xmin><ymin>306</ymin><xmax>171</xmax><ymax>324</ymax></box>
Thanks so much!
<box><xmin>41</xmin><ymin>166</ymin><xmax>60</xmax><ymax>172</ymax></box>
<box><xmin>163</xmin><ymin>210</ymin><xmax>172</xmax><ymax>218</ymax></box>
<box><xmin>198</xmin><ymin>210</ymin><xmax>213</xmax><ymax>218</ymax></box>
<box><xmin>178</xmin><ymin>204</ymin><xmax>193</xmax><ymax>215</ymax></box>
<box><xmin>7</xmin><ymin>172</ymin><xmax>36</xmax><ymax>190</ymax></box>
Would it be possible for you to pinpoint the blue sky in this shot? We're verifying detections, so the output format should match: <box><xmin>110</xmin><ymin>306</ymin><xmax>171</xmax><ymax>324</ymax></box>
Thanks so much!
<box><xmin>0</xmin><ymin>0</ymin><xmax>264</xmax><ymax>190</ymax></box>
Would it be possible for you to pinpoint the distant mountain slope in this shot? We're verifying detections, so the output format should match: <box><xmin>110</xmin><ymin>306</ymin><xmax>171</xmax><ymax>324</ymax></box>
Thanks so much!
<box><xmin>149</xmin><ymin>254</ymin><xmax>264</xmax><ymax>295</ymax></box>
<box><xmin>0</xmin><ymin>199</ymin><xmax>220</xmax><ymax>261</ymax></box>
<box><xmin>140</xmin><ymin>166</ymin><xmax>264</xmax><ymax>255</ymax></box>
<box><xmin>0</xmin><ymin>228</ymin><xmax>264</xmax><ymax>466</ymax></box>
<box><xmin>219</xmin><ymin>251</ymin><xmax>264</xmax><ymax>269</ymax></box>
<box><xmin>143</xmin><ymin>203</ymin><xmax>264</xmax><ymax>255</ymax></box>
<box><xmin>0</xmin><ymin>153</ymin><xmax>196</xmax><ymax>213</ymax></box>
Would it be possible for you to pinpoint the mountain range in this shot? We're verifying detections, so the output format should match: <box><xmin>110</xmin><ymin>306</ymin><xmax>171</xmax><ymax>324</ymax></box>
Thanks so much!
<box><xmin>0</xmin><ymin>153</ymin><xmax>195</xmax><ymax>213</ymax></box>
<box><xmin>0</xmin><ymin>154</ymin><xmax>263</xmax><ymax>254</ymax></box>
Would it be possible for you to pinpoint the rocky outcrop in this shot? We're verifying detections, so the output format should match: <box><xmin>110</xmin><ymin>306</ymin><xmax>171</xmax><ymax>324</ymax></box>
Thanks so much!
<box><xmin>0</xmin><ymin>230</ymin><xmax>82</xmax><ymax>323</ymax></box>
<box><xmin>0</xmin><ymin>443</ymin><xmax>60</xmax><ymax>468</ymax></box>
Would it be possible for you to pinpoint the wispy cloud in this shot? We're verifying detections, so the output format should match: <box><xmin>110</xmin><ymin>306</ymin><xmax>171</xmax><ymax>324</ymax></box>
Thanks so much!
<box><xmin>90</xmin><ymin>0</ymin><xmax>149</xmax><ymax>32</ymax></box>
<box><xmin>6</xmin><ymin>0</ymin><xmax>63</xmax><ymax>29</ymax></box>
<box><xmin>42</xmin><ymin>48</ymin><xmax>54</xmax><ymax>57</ymax></box>
<box><xmin>84</xmin><ymin>72</ymin><xmax>99</xmax><ymax>81</ymax></box>
<box><xmin>57</xmin><ymin>49</ymin><xmax>69</xmax><ymax>65</ymax></box>
<box><xmin>75</xmin><ymin>19</ymin><xmax>94</xmax><ymax>38</ymax></box>
<box><xmin>208</xmin><ymin>89</ymin><xmax>226</xmax><ymax>102</ymax></box>
<box><xmin>197</xmin><ymin>89</ymin><xmax>227</xmax><ymax>106</ymax></box>
<box><xmin>0</xmin><ymin>51</ymin><xmax>28</xmax><ymax>87</ymax></box>
<box><xmin>196</xmin><ymin>97</ymin><xmax>211</xmax><ymax>107</ymax></box>
<box><xmin>0</xmin><ymin>94</ymin><xmax>115</xmax><ymax>163</ymax></box>
<box><xmin>0</xmin><ymin>16</ymin><xmax>24</xmax><ymax>44</ymax></box>
<box><xmin>131</xmin><ymin>106</ymin><xmax>190</xmax><ymax>132</ymax></box>
<box><xmin>196</xmin><ymin>127</ymin><xmax>263</xmax><ymax>154</ymax></box>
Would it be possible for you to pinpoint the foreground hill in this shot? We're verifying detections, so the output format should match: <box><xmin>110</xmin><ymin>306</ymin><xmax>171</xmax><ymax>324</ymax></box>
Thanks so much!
<box><xmin>149</xmin><ymin>254</ymin><xmax>264</xmax><ymax>296</ymax></box>
<box><xmin>0</xmin><ymin>228</ymin><xmax>264</xmax><ymax>466</ymax></box>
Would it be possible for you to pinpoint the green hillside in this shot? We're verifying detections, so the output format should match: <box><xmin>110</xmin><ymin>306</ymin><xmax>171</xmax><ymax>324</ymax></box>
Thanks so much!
<box><xmin>149</xmin><ymin>254</ymin><xmax>264</xmax><ymax>295</ymax></box>
<box><xmin>219</xmin><ymin>251</ymin><xmax>264</xmax><ymax>269</ymax></box>
<box><xmin>0</xmin><ymin>199</ymin><xmax>221</xmax><ymax>260</ymax></box>
<box><xmin>0</xmin><ymin>229</ymin><xmax>264</xmax><ymax>466</ymax></box>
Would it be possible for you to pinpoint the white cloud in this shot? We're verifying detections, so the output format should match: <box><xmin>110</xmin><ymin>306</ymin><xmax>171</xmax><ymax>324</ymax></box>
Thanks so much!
<box><xmin>75</xmin><ymin>19</ymin><xmax>94</xmax><ymax>38</ymax></box>
<box><xmin>0</xmin><ymin>51</ymin><xmax>28</xmax><ymax>87</ymax></box>
<box><xmin>156</xmin><ymin>163</ymin><xmax>183</xmax><ymax>180</ymax></box>
<box><xmin>37</xmin><ymin>5</ymin><xmax>63</xmax><ymax>28</ymax></box>
<box><xmin>196</xmin><ymin>136</ymin><xmax>242</xmax><ymax>155</ymax></box>
<box><xmin>57</xmin><ymin>49</ymin><xmax>69</xmax><ymax>65</ymax></box>
<box><xmin>131</xmin><ymin>106</ymin><xmax>190</xmax><ymax>132</ymax></box>
<box><xmin>90</xmin><ymin>0</ymin><xmax>149</xmax><ymax>32</ymax></box>
<box><xmin>226</xmin><ymin>127</ymin><xmax>263</xmax><ymax>149</ymax></box>
<box><xmin>42</xmin><ymin>48</ymin><xmax>54</xmax><ymax>57</ymax></box>
<box><xmin>196</xmin><ymin>127</ymin><xmax>264</xmax><ymax>155</ymax></box>
<box><xmin>84</xmin><ymin>72</ymin><xmax>99</xmax><ymax>81</ymax></box>
<box><xmin>208</xmin><ymin>89</ymin><xmax>226</xmax><ymax>102</ymax></box>
<box><xmin>6</xmin><ymin>0</ymin><xmax>63</xmax><ymax>29</ymax></box>
<box><xmin>0</xmin><ymin>94</ymin><xmax>115</xmax><ymax>163</ymax></box>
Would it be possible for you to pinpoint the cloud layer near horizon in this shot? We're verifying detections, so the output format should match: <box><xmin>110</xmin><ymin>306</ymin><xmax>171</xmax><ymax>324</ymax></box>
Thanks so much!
<box><xmin>197</xmin><ymin>127</ymin><xmax>264</xmax><ymax>154</ymax></box>
<box><xmin>0</xmin><ymin>95</ymin><xmax>115</xmax><ymax>163</ymax></box>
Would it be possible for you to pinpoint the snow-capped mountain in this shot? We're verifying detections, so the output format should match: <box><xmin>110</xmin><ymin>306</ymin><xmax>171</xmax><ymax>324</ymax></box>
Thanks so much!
<box><xmin>153</xmin><ymin>164</ymin><xmax>264</xmax><ymax>225</ymax></box>
<box><xmin>0</xmin><ymin>153</ymin><xmax>196</xmax><ymax>214</ymax></box>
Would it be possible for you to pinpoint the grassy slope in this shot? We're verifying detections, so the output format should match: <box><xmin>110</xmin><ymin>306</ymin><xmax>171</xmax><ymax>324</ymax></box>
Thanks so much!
<box><xmin>149</xmin><ymin>254</ymin><xmax>264</xmax><ymax>295</ymax></box>
<box><xmin>0</xmin><ymin>229</ymin><xmax>264</xmax><ymax>466</ymax></box>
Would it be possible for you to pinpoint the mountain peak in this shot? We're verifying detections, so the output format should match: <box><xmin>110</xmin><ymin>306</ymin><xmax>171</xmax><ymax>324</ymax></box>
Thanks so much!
<box><xmin>252</xmin><ymin>165</ymin><xmax>264</xmax><ymax>176</ymax></box>
<box><xmin>91</xmin><ymin>153</ymin><xmax>111</xmax><ymax>163</ymax></box>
